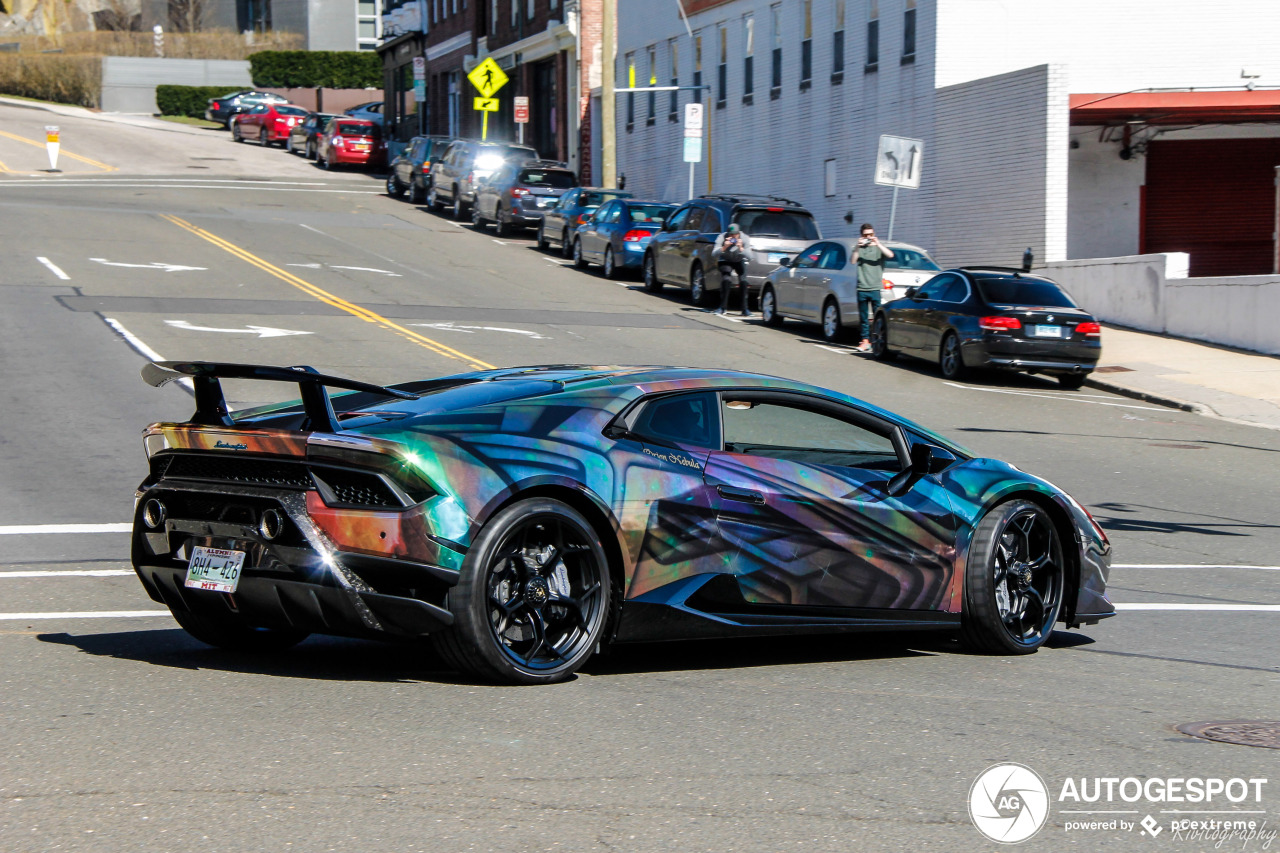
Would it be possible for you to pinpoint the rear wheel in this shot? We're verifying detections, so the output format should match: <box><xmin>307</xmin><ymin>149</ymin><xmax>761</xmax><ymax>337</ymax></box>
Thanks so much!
<box><xmin>451</xmin><ymin>188</ymin><xmax>465</xmax><ymax>221</ymax></box>
<box><xmin>821</xmin><ymin>299</ymin><xmax>844</xmax><ymax>343</ymax></box>
<box><xmin>761</xmin><ymin>285</ymin><xmax>782</xmax><ymax>327</ymax></box>
<box><xmin>257</xmin><ymin>128</ymin><xmax>268</xmax><ymax>146</ymax></box>
<box><xmin>536</xmin><ymin>224</ymin><xmax>549</xmax><ymax>251</ymax></box>
<box><xmin>432</xmin><ymin>498</ymin><xmax>611</xmax><ymax>684</ymax></box>
<box><xmin>170</xmin><ymin>608</ymin><xmax>309</xmax><ymax>653</ymax></box>
<box><xmin>871</xmin><ymin>313</ymin><xmax>897</xmax><ymax>360</ymax></box>
<box><xmin>495</xmin><ymin>208</ymin><xmax>511</xmax><ymax>238</ymax></box>
<box><xmin>643</xmin><ymin>254</ymin><xmax>663</xmax><ymax>292</ymax></box>
<box><xmin>386</xmin><ymin>173</ymin><xmax>405</xmax><ymax>198</ymax></box>
<box><xmin>572</xmin><ymin>238</ymin><xmax>588</xmax><ymax>269</ymax></box>
<box><xmin>306</xmin><ymin>140</ymin><xmax>316</xmax><ymax>160</ymax></box>
<box><xmin>939</xmin><ymin>331</ymin><xmax>967</xmax><ymax>380</ymax></box>
<box><xmin>690</xmin><ymin>264</ymin><xmax>711</xmax><ymax>306</ymax></box>
<box><xmin>560</xmin><ymin>229</ymin><xmax>574</xmax><ymax>259</ymax></box>
<box><xmin>960</xmin><ymin>499</ymin><xmax>1065</xmax><ymax>655</ymax></box>
<box><xmin>408</xmin><ymin>180</ymin><xmax>425</xmax><ymax>205</ymax></box>
<box><xmin>603</xmin><ymin>247</ymin><xmax>618</xmax><ymax>279</ymax></box>
<box><xmin>471</xmin><ymin>205</ymin><xmax>487</xmax><ymax>230</ymax></box>
<box><xmin>427</xmin><ymin>186</ymin><xmax>444</xmax><ymax>212</ymax></box>
<box><xmin>285</xmin><ymin>136</ymin><xmax>295</xmax><ymax>154</ymax></box>
<box><xmin>231</xmin><ymin>121</ymin><xmax>243</xmax><ymax>143</ymax></box>
<box><xmin>1057</xmin><ymin>373</ymin><xmax>1088</xmax><ymax>390</ymax></box>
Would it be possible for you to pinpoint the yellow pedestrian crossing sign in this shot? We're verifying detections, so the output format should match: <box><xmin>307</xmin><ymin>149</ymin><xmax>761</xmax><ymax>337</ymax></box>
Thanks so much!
<box><xmin>468</xmin><ymin>57</ymin><xmax>509</xmax><ymax>98</ymax></box>
<box><xmin>473</xmin><ymin>97</ymin><xmax>499</xmax><ymax>112</ymax></box>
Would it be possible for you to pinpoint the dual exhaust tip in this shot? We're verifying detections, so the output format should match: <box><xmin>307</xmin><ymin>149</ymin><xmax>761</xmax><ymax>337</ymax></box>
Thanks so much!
<box><xmin>141</xmin><ymin>499</ymin><xmax>285</xmax><ymax>542</ymax></box>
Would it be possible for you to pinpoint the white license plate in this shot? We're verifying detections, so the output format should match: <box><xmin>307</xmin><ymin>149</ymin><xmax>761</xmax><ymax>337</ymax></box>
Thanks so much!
<box><xmin>184</xmin><ymin>546</ymin><xmax>246</xmax><ymax>594</ymax></box>
<box><xmin>1030</xmin><ymin>325</ymin><xmax>1064</xmax><ymax>338</ymax></box>
<box><xmin>767</xmin><ymin>253</ymin><xmax>786</xmax><ymax>264</ymax></box>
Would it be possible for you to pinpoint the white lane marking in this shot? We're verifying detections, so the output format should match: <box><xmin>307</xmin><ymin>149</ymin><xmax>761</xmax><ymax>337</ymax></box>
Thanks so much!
<box><xmin>287</xmin><ymin>262</ymin><xmax>323</xmax><ymax>269</ymax></box>
<box><xmin>1114</xmin><ymin>603</ymin><xmax>1280</xmax><ymax>612</ymax></box>
<box><xmin>36</xmin><ymin>256</ymin><xmax>70</xmax><ymax>280</ymax></box>
<box><xmin>90</xmin><ymin>258</ymin><xmax>206</xmax><ymax>273</ymax></box>
<box><xmin>410</xmin><ymin>322</ymin><xmax>549</xmax><ymax>340</ymax></box>
<box><xmin>0</xmin><ymin>570</ymin><xmax>134</xmax><ymax>578</ymax></box>
<box><xmin>1115</xmin><ymin>564</ymin><xmax>1280</xmax><ymax>571</ymax></box>
<box><xmin>0</xmin><ymin>523</ymin><xmax>131</xmax><ymax>535</ymax></box>
<box><xmin>543</xmin><ymin>257</ymin><xmax>572</xmax><ymax>266</ymax></box>
<box><xmin>815</xmin><ymin>344</ymin><xmax>852</xmax><ymax>354</ymax></box>
<box><xmin>330</xmin><ymin>265</ymin><xmax>402</xmax><ymax>277</ymax></box>
<box><xmin>0</xmin><ymin>610</ymin><xmax>169</xmax><ymax>621</ymax></box>
<box><xmin>941</xmin><ymin>381</ymin><xmax>1166</xmax><ymax>412</ymax></box>
<box><xmin>164</xmin><ymin>319</ymin><xmax>312</xmax><ymax>338</ymax></box>
<box><xmin>0</xmin><ymin>182</ymin><xmax>382</xmax><ymax>194</ymax></box>
<box><xmin>102</xmin><ymin>317</ymin><xmax>188</xmax><ymax>394</ymax></box>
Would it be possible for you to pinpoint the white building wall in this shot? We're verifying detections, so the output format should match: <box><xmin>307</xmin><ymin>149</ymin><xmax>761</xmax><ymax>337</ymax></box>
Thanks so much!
<box><xmin>935</xmin><ymin>0</ymin><xmax>1280</xmax><ymax>91</ymax></box>
<box><xmin>934</xmin><ymin>64</ymin><xmax>1067</xmax><ymax>267</ymax></box>
<box><xmin>617</xmin><ymin>0</ymin><xmax>938</xmax><ymax>247</ymax></box>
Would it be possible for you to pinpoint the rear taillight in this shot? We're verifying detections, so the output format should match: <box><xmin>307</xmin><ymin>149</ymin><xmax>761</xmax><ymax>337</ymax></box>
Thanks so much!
<box><xmin>979</xmin><ymin>316</ymin><xmax>1022</xmax><ymax>331</ymax></box>
<box><xmin>623</xmin><ymin>229</ymin><xmax>650</xmax><ymax>242</ymax></box>
<box><xmin>333</xmin><ymin>136</ymin><xmax>345</xmax><ymax>147</ymax></box>
<box><xmin>576</xmin><ymin>213</ymin><xmax>591</xmax><ymax>224</ymax></box>
<box><xmin>510</xmin><ymin>187</ymin><xmax>530</xmax><ymax>198</ymax></box>
<box><xmin>1076</xmin><ymin>321</ymin><xmax>1101</xmax><ymax>337</ymax></box>
<box><xmin>882</xmin><ymin>278</ymin><xmax>894</xmax><ymax>290</ymax></box>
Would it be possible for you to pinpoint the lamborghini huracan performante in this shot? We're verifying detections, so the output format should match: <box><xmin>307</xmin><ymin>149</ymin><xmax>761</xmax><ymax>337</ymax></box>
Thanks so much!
<box><xmin>131</xmin><ymin>362</ymin><xmax>1114</xmax><ymax>684</ymax></box>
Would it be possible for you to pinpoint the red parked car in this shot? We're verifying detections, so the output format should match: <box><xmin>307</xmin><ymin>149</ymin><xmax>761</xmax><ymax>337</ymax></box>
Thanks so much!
<box><xmin>316</xmin><ymin>118</ymin><xmax>385</xmax><ymax>171</ymax></box>
<box><xmin>230</xmin><ymin>102</ymin><xmax>310</xmax><ymax>147</ymax></box>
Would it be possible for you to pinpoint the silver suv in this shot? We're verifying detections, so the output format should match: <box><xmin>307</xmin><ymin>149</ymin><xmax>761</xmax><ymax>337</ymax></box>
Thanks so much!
<box><xmin>641</xmin><ymin>194</ymin><xmax>822</xmax><ymax>306</ymax></box>
<box><xmin>427</xmin><ymin>140</ymin><xmax>539</xmax><ymax>220</ymax></box>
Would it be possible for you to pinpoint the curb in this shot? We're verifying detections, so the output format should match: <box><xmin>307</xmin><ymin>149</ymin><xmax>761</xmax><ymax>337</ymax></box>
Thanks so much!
<box><xmin>1083</xmin><ymin>376</ymin><xmax>1208</xmax><ymax>415</ymax></box>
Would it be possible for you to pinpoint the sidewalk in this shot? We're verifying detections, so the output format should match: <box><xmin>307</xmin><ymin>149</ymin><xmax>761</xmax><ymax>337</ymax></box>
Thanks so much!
<box><xmin>0</xmin><ymin>96</ymin><xmax>211</xmax><ymax>135</ymax></box>
<box><xmin>1087</xmin><ymin>325</ymin><xmax>1280</xmax><ymax>430</ymax></box>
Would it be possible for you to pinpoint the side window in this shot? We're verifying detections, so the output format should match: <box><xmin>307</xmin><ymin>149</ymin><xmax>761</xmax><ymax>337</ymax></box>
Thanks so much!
<box><xmin>684</xmin><ymin>207</ymin><xmax>706</xmax><ymax>232</ymax></box>
<box><xmin>794</xmin><ymin>243</ymin><xmax>825</xmax><ymax>268</ymax></box>
<box><xmin>666</xmin><ymin>206</ymin><xmax>693</xmax><ymax>231</ymax></box>
<box><xmin>558</xmin><ymin>189</ymin><xmax>579</xmax><ymax>210</ymax></box>
<box><xmin>701</xmin><ymin>208</ymin><xmax>723</xmax><ymax>233</ymax></box>
<box><xmin>721</xmin><ymin>398</ymin><xmax>901</xmax><ymax>471</ymax></box>
<box><xmin>938</xmin><ymin>276</ymin><xmax>969</xmax><ymax>303</ymax></box>
<box><xmin>914</xmin><ymin>272</ymin><xmax>957</xmax><ymax>301</ymax></box>
<box><xmin>820</xmin><ymin>243</ymin><xmax>848</xmax><ymax>270</ymax></box>
<box><xmin>630</xmin><ymin>392</ymin><xmax>721</xmax><ymax>450</ymax></box>
<box><xmin>605</xmin><ymin>203</ymin><xmax>625</xmax><ymax>224</ymax></box>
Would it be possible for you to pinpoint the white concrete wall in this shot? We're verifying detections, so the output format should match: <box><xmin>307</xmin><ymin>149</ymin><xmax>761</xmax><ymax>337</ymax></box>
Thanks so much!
<box><xmin>1039</xmin><ymin>253</ymin><xmax>1280</xmax><ymax>355</ymax></box>
<box><xmin>616</xmin><ymin>0</ymin><xmax>938</xmax><ymax>247</ymax></box>
<box><xmin>100</xmin><ymin>57</ymin><xmax>252</xmax><ymax>114</ymax></box>
<box><xmin>935</xmin><ymin>0</ymin><xmax>1280</xmax><ymax>91</ymax></box>
<box><xmin>934</xmin><ymin>64</ymin><xmax>1068</xmax><ymax>268</ymax></box>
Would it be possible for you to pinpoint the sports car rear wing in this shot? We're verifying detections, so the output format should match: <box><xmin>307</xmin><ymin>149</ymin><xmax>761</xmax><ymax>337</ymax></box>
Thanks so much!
<box><xmin>142</xmin><ymin>361</ymin><xmax>419</xmax><ymax>433</ymax></box>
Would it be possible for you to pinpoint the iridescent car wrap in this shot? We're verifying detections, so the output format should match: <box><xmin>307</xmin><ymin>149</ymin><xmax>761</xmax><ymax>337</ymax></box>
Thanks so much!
<box><xmin>131</xmin><ymin>364</ymin><xmax>1113</xmax><ymax>663</ymax></box>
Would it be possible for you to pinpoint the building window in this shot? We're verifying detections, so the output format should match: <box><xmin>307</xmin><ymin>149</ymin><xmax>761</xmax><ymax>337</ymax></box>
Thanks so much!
<box><xmin>824</xmin><ymin>159</ymin><xmax>837</xmax><ymax>197</ymax></box>
<box><xmin>770</xmin><ymin>3</ymin><xmax>781</xmax><ymax>98</ymax></box>
<box><xmin>527</xmin><ymin>0</ymin><xmax>535</xmax><ymax>20</ymax></box>
<box><xmin>491</xmin><ymin>0</ymin><xmax>497</xmax><ymax>33</ymax></box>
<box><xmin>357</xmin><ymin>0</ymin><xmax>380</xmax><ymax>50</ymax></box>
<box><xmin>902</xmin><ymin>0</ymin><xmax>917</xmax><ymax>64</ymax></box>
<box><xmin>511</xmin><ymin>0</ymin><xmax>517</xmax><ymax>28</ymax></box>
<box><xmin>832</xmin><ymin>0</ymin><xmax>845</xmax><ymax>81</ymax></box>
<box><xmin>716</xmin><ymin>24</ymin><xmax>727</xmax><ymax>107</ymax></box>
<box><xmin>693</xmin><ymin>31</ymin><xmax>703</xmax><ymax>92</ymax></box>
<box><xmin>866</xmin><ymin>1</ymin><xmax>879</xmax><ymax>72</ymax></box>
<box><xmin>742</xmin><ymin>14</ymin><xmax>754</xmax><ymax>102</ymax></box>
<box><xmin>646</xmin><ymin>44</ymin><xmax>657</xmax><ymax>124</ymax></box>
<box><xmin>625</xmin><ymin>51</ymin><xmax>635</xmax><ymax>131</ymax></box>
<box><xmin>800</xmin><ymin>0</ymin><xmax>812</xmax><ymax>89</ymax></box>
<box><xmin>668</xmin><ymin>38</ymin><xmax>679</xmax><ymax>120</ymax></box>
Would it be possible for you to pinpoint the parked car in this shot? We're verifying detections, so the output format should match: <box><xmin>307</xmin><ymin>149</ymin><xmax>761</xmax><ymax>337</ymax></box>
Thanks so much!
<box><xmin>205</xmin><ymin>90</ymin><xmax>289</xmax><ymax>128</ymax></box>
<box><xmin>315</xmin><ymin>118</ymin><xmax>386</xmax><ymax>171</ymax></box>
<box><xmin>286</xmin><ymin>112</ymin><xmax>340</xmax><ymax>158</ymax></box>
<box><xmin>758</xmin><ymin>238</ymin><xmax>941</xmax><ymax>342</ymax></box>
<box><xmin>343</xmin><ymin>101</ymin><xmax>385</xmax><ymax>126</ymax></box>
<box><xmin>643</xmin><ymin>193</ymin><xmax>822</xmax><ymax>306</ymax></box>
<box><xmin>572</xmin><ymin>199</ymin><xmax>676</xmax><ymax>278</ymax></box>
<box><xmin>881</xmin><ymin>242</ymin><xmax>944</xmax><ymax>301</ymax></box>
<box><xmin>472</xmin><ymin>160</ymin><xmax>578</xmax><ymax>236</ymax></box>
<box><xmin>538</xmin><ymin>187</ymin><xmax>634</xmax><ymax>257</ymax></box>
<box><xmin>386</xmin><ymin>135</ymin><xmax>453</xmax><ymax>203</ymax></box>
<box><xmin>871</xmin><ymin>267</ymin><xmax>1102</xmax><ymax>388</ymax></box>
<box><xmin>132</xmin><ymin>359</ymin><xmax>1113</xmax><ymax>683</ymax></box>
<box><xmin>427</xmin><ymin>139</ymin><xmax>539</xmax><ymax>220</ymax></box>
<box><xmin>230</xmin><ymin>102</ymin><xmax>310</xmax><ymax>147</ymax></box>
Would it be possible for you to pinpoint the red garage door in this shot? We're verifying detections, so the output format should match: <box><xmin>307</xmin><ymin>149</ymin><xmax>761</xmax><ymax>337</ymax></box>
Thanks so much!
<box><xmin>1143</xmin><ymin>138</ymin><xmax>1280</xmax><ymax>277</ymax></box>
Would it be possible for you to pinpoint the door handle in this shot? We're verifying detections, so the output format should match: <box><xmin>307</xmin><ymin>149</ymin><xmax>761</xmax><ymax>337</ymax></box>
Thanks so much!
<box><xmin>716</xmin><ymin>485</ymin><xmax>766</xmax><ymax>505</ymax></box>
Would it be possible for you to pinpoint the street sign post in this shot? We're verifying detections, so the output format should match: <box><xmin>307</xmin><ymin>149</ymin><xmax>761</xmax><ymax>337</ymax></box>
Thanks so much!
<box><xmin>514</xmin><ymin>95</ymin><xmax>529</xmax><ymax>144</ymax></box>
<box><xmin>683</xmin><ymin>103</ymin><xmax>703</xmax><ymax>197</ymax></box>
<box><xmin>874</xmin><ymin>134</ymin><xmax>924</xmax><ymax>240</ymax></box>
<box><xmin>412</xmin><ymin>58</ymin><xmax>426</xmax><ymax>135</ymax></box>
<box><xmin>467</xmin><ymin>57</ymin><xmax>509</xmax><ymax>140</ymax></box>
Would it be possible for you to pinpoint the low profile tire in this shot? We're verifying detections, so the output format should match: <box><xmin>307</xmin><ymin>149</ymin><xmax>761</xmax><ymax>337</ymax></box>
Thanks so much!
<box><xmin>690</xmin><ymin>264</ymin><xmax>711</xmax><ymax>306</ymax></box>
<box><xmin>960</xmin><ymin>499</ymin><xmax>1066</xmax><ymax>655</ymax></box>
<box><xmin>939</xmin><ymin>331</ymin><xmax>967</xmax><ymax>381</ymax></box>
<box><xmin>821</xmin><ymin>298</ymin><xmax>845</xmax><ymax>343</ymax></box>
<box><xmin>572</xmin><ymin>238</ymin><xmax>588</xmax><ymax>269</ymax></box>
<box><xmin>560</xmin><ymin>229</ymin><xmax>574</xmax><ymax>259</ymax></box>
<box><xmin>536</xmin><ymin>224</ymin><xmax>549</xmax><ymax>251</ymax></box>
<box><xmin>387</xmin><ymin>174</ymin><xmax>405</xmax><ymax>198</ymax></box>
<box><xmin>432</xmin><ymin>498</ymin><xmax>612</xmax><ymax>684</ymax></box>
<box><xmin>170</xmin><ymin>608</ymin><xmax>309</xmax><ymax>653</ymax></box>
<box><xmin>451</xmin><ymin>189</ymin><xmax>465</xmax><ymax>221</ymax></box>
<box><xmin>1058</xmin><ymin>373</ymin><xmax>1088</xmax><ymax>390</ymax></box>
<box><xmin>870</xmin><ymin>313</ymin><xmax>897</xmax><ymax>360</ymax></box>
<box><xmin>603</xmin><ymin>246</ymin><xmax>618</xmax><ymax>279</ymax></box>
<box><xmin>760</xmin><ymin>285</ymin><xmax>782</xmax><ymax>327</ymax></box>
<box><xmin>643</xmin><ymin>254</ymin><xmax>663</xmax><ymax>292</ymax></box>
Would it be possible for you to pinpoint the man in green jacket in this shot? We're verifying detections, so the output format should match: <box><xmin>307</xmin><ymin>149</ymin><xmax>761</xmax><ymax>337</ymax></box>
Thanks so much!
<box><xmin>855</xmin><ymin>223</ymin><xmax>894</xmax><ymax>352</ymax></box>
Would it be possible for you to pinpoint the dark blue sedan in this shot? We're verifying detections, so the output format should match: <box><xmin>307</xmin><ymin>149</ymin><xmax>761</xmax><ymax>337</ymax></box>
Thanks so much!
<box><xmin>572</xmin><ymin>199</ymin><xmax>676</xmax><ymax>279</ymax></box>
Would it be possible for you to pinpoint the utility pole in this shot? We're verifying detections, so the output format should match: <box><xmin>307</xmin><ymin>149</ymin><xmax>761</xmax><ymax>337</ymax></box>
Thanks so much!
<box><xmin>601</xmin><ymin>0</ymin><xmax>617</xmax><ymax>188</ymax></box>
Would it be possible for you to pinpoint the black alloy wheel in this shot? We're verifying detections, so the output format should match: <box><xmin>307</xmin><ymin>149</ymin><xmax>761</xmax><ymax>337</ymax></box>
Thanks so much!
<box><xmin>961</xmin><ymin>500</ymin><xmax>1066</xmax><ymax>654</ymax></box>
<box><xmin>939</xmin><ymin>331</ymin><xmax>967</xmax><ymax>380</ymax></box>
<box><xmin>170</xmin><ymin>607</ymin><xmax>309</xmax><ymax>653</ymax></box>
<box><xmin>871</xmin><ymin>313</ymin><xmax>896</xmax><ymax>360</ymax></box>
<box><xmin>821</xmin><ymin>299</ymin><xmax>844</xmax><ymax>343</ymax></box>
<box><xmin>572</xmin><ymin>238</ymin><xmax>588</xmax><ymax>269</ymax></box>
<box><xmin>643</xmin><ymin>254</ymin><xmax>663</xmax><ymax>292</ymax></box>
<box><xmin>690</xmin><ymin>264</ymin><xmax>710</xmax><ymax>306</ymax></box>
<box><xmin>433</xmin><ymin>498</ymin><xmax>611</xmax><ymax>684</ymax></box>
<box><xmin>760</xmin><ymin>286</ymin><xmax>782</xmax><ymax>326</ymax></box>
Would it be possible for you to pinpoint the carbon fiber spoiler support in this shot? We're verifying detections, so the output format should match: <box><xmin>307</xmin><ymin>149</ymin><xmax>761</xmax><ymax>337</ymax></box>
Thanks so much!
<box><xmin>141</xmin><ymin>361</ymin><xmax>418</xmax><ymax>432</ymax></box>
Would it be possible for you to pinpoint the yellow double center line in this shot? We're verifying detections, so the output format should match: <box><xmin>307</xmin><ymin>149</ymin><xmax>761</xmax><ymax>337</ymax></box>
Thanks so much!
<box><xmin>161</xmin><ymin>214</ymin><xmax>495</xmax><ymax>371</ymax></box>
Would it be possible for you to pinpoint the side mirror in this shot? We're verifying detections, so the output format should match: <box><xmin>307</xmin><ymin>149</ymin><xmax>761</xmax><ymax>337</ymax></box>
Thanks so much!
<box><xmin>778</xmin><ymin>257</ymin><xmax>792</xmax><ymax>267</ymax></box>
<box><xmin>887</xmin><ymin>444</ymin><xmax>956</xmax><ymax>495</ymax></box>
<box><xmin>905</xmin><ymin>287</ymin><xmax>918</xmax><ymax>299</ymax></box>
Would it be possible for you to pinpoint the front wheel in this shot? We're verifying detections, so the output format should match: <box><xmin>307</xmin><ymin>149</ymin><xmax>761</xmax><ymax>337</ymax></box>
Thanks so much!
<box><xmin>386</xmin><ymin>174</ymin><xmax>405</xmax><ymax>198</ymax></box>
<box><xmin>230</xmin><ymin>122</ymin><xmax>243</xmax><ymax>143</ymax></box>
<box><xmin>643</xmin><ymin>254</ymin><xmax>663</xmax><ymax>292</ymax></box>
<box><xmin>760</xmin><ymin>285</ymin><xmax>783</xmax><ymax>327</ymax></box>
<box><xmin>960</xmin><ymin>500</ymin><xmax>1066</xmax><ymax>655</ymax></box>
<box><xmin>306</xmin><ymin>141</ymin><xmax>316</xmax><ymax>160</ymax></box>
<box><xmin>171</xmin><ymin>608</ymin><xmax>309</xmax><ymax>653</ymax></box>
<box><xmin>1057</xmin><ymin>373</ymin><xmax>1088</xmax><ymax>390</ymax></box>
<box><xmin>451</xmin><ymin>188</ymin><xmax>465</xmax><ymax>221</ymax></box>
<box><xmin>821</xmin><ymin>299</ymin><xmax>844</xmax><ymax>343</ymax></box>
<box><xmin>871</xmin><ymin>313</ymin><xmax>897</xmax><ymax>360</ymax></box>
<box><xmin>690</xmin><ymin>265</ymin><xmax>711</xmax><ymax>306</ymax></box>
<box><xmin>572</xmin><ymin>238</ymin><xmax>588</xmax><ymax>269</ymax></box>
<box><xmin>939</xmin><ymin>332</ymin><xmax>967</xmax><ymax>380</ymax></box>
<box><xmin>495</xmin><ymin>209</ymin><xmax>511</xmax><ymax>238</ymax></box>
<box><xmin>432</xmin><ymin>498</ymin><xmax>612</xmax><ymax>684</ymax></box>
<box><xmin>285</xmin><ymin>137</ymin><xmax>295</xmax><ymax>154</ymax></box>
<box><xmin>471</xmin><ymin>205</ymin><xmax>486</xmax><ymax>230</ymax></box>
<box><xmin>408</xmin><ymin>180</ymin><xmax>425</xmax><ymax>205</ymax></box>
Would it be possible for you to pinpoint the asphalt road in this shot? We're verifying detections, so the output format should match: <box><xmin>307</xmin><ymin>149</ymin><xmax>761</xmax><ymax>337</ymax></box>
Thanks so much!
<box><xmin>1</xmin><ymin>103</ymin><xmax>1277</xmax><ymax>853</ymax></box>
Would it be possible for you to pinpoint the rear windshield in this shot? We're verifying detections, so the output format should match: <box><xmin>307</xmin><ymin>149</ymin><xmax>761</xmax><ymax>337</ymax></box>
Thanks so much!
<box><xmin>884</xmin><ymin>249</ymin><xmax>941</xmax><ymax>271</ymax></box>
<box><xmin>276</xmin><ymin>105</ymin><xmax>308</xmax><ymax>116</ymax></box>
<box><xmin>735</xmin><ymin>209</ymin><xmax>820</xmax><ymax>241</ymax></box>
<box><xmin>519</xmin><ymin>169</ymin><xmax>577</xmax><ymax>188</ymax></box>
<box><xmin>336</xmin><ymin>123</ymin><xmax>379</xmax><ymax>137</ymax></box>
<box><xmin>497</xmin><ymin>145</ymin><xmax>537</xmax><ymax>160</ymax></box>
<box><xmin>626</xmin><ymin>204</ymin><xmax>674</xmax><ymax>223</ymax></box>
<box><xmin>976</xmin><ymin>276</ymin><xmax>1078</xmax><ymax>308</ymax></box>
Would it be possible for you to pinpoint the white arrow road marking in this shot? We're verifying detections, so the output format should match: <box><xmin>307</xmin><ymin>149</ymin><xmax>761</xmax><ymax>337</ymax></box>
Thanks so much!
<box><xmin>89</xmin><ymin>258</ymin><xmax>207</xmax><ymax>272</ymax></box>
<box><xmin>37</xmin><ymin>256</ymin><xmax>70</xmax><ymax>280</ymax></box>
<box><xmin>165</xmin><ymin>320</ymin><xmax>313</xmax><ymax>338</ymax></box>
<box><xmin>410</xmin><ymin>322</ymin><xmax>549</xmax><ymax>340</ymax></box>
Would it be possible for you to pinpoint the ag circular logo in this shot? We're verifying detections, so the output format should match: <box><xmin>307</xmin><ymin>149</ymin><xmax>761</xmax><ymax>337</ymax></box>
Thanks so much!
<box><xmin>969</xmin><ymin>763</ymin><xmax>1050</xmax><ymax>843</ymax></box>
